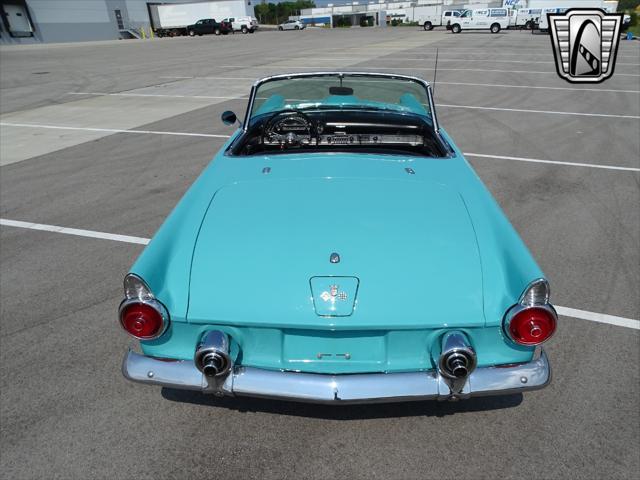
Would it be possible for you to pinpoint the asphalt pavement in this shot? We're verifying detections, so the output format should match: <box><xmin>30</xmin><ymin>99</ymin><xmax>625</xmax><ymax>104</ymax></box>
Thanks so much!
<box><xmin>1</xmin><ymin>27</ymin><xmax>639</xmax><ymax>479</ymax></box>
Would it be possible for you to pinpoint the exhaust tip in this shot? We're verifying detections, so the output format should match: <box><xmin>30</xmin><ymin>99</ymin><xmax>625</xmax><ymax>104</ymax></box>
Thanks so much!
<box><xmin>194</xmin><ymin>330</ymin><xmax>233</xmax><ymax>378</ymax></box>
<box><xmin>438</xmin><ymin>331</ymin><xmax>477</xmax><ymax>395</ymax></box>
<box><xmin>203</xmin><ymin>365</ymin><xmax>221</xmax><ymax>377</ymax></box>
<box><xmin>201</xmin><ymin>352</ymin><xmax>231</xmax><ymax>378</ymax></box>
<box><xmin>441</xmin><ymin>351</ymin><xmax>473</xmax><ymax>379</ymax></box>
<box><xmin>450</xmin><ymin>361</ymin><xmax>469</xmax><ymax>379</ymax></box>
<box><xmin>452</xmin><ymin>365</ymin><xmax>468</xmax><ymax>378</ymax></box>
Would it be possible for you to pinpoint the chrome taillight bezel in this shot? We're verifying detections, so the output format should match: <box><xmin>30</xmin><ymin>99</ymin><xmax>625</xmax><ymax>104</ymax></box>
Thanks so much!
<box><xmin>118</xmin><ymin>274</ymin><xmax>170</xmax><ymax>340</ymax></box>
<box><xmin>518</xmin><ymin>278</ymin><xmax>551</xmax><ymax>306</ymax></box>
<box><xmin>503</xmin><ymin>279</ymin><xmax>558</xmax><ymax>346</ymax></box>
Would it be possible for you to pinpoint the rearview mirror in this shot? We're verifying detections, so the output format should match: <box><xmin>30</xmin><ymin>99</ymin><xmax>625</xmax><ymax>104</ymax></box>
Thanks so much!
<box><xmin>221</xmin><ymin>111</ymin><xmax>238</xmax><ymax>126</ymax></box>
<box><xmin>329</xmin><ymin>86</ymin><xmax>354</xmax><ymax>96</ymax></box>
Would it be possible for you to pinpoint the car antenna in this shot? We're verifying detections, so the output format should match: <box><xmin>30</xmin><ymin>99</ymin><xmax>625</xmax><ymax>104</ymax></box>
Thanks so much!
<box><xmin>432</xmin><ymin>48</ymin><xmax>439</xmax><ymax>97</ymax></box>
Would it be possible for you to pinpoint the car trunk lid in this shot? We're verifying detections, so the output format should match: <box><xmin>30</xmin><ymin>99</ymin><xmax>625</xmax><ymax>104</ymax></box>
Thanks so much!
<box><xmin>187</xmin><ymin>177</ymin><xmax>484</xmax><ymax>329</ymax></box>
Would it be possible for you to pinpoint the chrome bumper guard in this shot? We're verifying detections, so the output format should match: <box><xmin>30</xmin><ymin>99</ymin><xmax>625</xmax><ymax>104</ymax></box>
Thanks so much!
<box><xmin>122</xmin><ymin>349</ymin><xmax>551</xmax><ymax>403</ymax></box>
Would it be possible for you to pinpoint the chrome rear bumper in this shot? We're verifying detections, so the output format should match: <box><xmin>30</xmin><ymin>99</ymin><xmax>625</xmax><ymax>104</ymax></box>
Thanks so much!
<box><xmin>122</xmin><ymin>349</ymin><xmax>551</xmax><ymax>403</ymax></box>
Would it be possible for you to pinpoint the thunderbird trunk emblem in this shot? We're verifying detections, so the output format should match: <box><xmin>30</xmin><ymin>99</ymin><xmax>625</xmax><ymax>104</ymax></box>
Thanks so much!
<box><xmin>310</xmin><ymin>277</ymin><xmax>359</xmax><ymax>317</ymax></box>
<box><xmin>548</xmin><ymin>9</ymin><xmax>623</xmax><ymax>84</ymax></box>
<box><xmin>321</xmin><ymin>285</ymin><xmax>347</xmax><ymax>303</ymax></box>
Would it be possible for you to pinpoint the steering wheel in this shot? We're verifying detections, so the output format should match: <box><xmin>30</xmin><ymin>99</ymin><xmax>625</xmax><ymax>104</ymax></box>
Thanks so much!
<box><xmin>263</xmin><ymin>111</ymin><xmax>314</xmax><ymax>147</ymax></box>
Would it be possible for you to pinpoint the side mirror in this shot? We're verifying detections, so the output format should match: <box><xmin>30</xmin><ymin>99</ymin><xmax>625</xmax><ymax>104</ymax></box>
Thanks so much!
<box><xmin>221</xmin><ymin>110</ymin><xmax>238</xmax><ymax>126</ymax></box>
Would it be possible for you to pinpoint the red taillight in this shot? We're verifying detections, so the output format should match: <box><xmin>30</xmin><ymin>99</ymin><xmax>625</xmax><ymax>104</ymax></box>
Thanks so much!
<box><xmin>120</xmin><ymin>302</ymin><xmax>164</xmax><ymax>339</ymax></box>
<box><xmin>507</xmin><ymin>307</ymin><xmax>556</xmax><ymax>345</ymax></box>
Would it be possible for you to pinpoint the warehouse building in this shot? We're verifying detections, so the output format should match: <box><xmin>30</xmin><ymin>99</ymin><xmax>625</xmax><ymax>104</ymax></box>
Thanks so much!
<box><xmin>293</xmin><ymin>0</ymin><xmax>620</xmax><ymax>27</ymax></box>
<box><xmin>0</xmin><ymin>0</ymin><xmax>252</xmax><ymax>44</ymax></box>
<box><xmin>294</xmin><ymin>0</ymin><xmax>503</xmax><ymax>27</ymax></box>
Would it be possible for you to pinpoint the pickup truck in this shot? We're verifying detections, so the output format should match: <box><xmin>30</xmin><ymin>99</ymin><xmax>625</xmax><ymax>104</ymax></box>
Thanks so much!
<box><xmin>417</xmin><ymin>8</ymin><xmax>462</xmax><ymax>31</ymax></box>
<box><xmin>221</xmin><ymin>16</ymin><xmax>259</xmax><ymax>34</ymax></box>
<box><xmin>186</xmin><ymin>18</ymin><xmax>232</xmax><ymax>36</ymax></box>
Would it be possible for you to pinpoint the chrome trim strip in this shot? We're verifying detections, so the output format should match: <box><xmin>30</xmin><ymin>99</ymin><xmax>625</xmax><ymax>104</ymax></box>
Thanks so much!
<box><xmin>518</xmin><ymin>278</ymin><xmax>551</xmax><ymax>306</ymax></box>
<box><xmin>122</xmin><ymin>349</ymin><xmax>551</xmax><ymax>404</ymax></box>
<box><xmin>242</xmin><ymin>84</ymin><xmax>258</xmax><ymax>132</ymax></box>
<box><xmin>324</xmin><ymin>122</ymin><xmax>420</xmax><ymax>129</ymax></box>
<box><xmin>242</xmin><ymin>71</ymin><xmax>440</xmax><ymax>134</ymax></box>
<box><xmin>122</xmin><ymin>352</ymin><xmax>207</xmax><ymax>390</ymax></box>
<box><xmin>426</xmin><ymin>84</ymin><xmax>440</xmax><ymax>133</ymax></box>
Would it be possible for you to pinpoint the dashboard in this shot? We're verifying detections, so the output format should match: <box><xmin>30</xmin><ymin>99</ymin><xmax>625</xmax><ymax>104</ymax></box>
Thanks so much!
<box><xmin>229</xmin><ymin>109</ymin><xmax>449</xmax><ymax>157</ymax></box>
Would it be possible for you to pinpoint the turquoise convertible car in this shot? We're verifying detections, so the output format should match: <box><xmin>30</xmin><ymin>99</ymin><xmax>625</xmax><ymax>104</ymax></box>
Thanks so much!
<box><xmin>120</xmin><ymin>72</ymin><xmax>557</xmax><ymax>403</ymax></box>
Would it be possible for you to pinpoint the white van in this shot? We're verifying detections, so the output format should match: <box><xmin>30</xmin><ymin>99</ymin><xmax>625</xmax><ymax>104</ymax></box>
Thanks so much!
<box><xmin>449</xmin><ymin>8</ymin><xmax>511</xmax><ymax>33</ymax></box>
<box><xmin>221</xmin><ymin>16</ymin><xmax>259</xmax><ymax>33</ymax></box>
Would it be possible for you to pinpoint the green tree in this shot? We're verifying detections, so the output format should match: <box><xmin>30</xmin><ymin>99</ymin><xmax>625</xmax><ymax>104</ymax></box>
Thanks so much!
<box><xmin>618</xmin><ymin>0</ymin><xmax>640</xmax><ymax>11</ymax></box>
<box><xmin>255</xmin><ymin>1</ymin><xmax>316</xmax><ymax>24</ymax></box>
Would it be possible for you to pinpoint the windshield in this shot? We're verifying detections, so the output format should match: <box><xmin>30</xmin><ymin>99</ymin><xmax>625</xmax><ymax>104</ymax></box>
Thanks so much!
<box><xmin>249</xmin><ymin>74</ymin><xmax>433</xmax><ymax>122</ymax></box>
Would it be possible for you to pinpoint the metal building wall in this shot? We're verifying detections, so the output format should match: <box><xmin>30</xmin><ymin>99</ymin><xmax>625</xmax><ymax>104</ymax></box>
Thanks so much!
<box><xmin>1</xmin><ymin>0</ymin><xmax>118</xmax><ymax>44</ymax></box>
<box><xmin>126</xmin><ymin>0</ymin><xmax>207</xmax><ymax>30</ymax></box>
<box><xmin>1</xmin><ymin>0</ymin><xmax>275</xmax><ymax>44</ymax></box>
<box><xmin>0</xmin><ymin>0</ymin><xmax>211</xmax><ymax>44</ymax></box>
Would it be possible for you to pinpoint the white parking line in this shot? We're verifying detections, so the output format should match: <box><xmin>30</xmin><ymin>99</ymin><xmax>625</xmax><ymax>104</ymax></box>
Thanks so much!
<box><xmin>464</xmin><ymin>153</ymin><xmax>640</xmax><ymax>172</ymax></box>
<box><xmin>160</xmin><ymin>76</ymin><xmax>255</xmax><ymax>80</ymax></box>
<box><xmin>266</xmin><ymin>56</ymin><xmax>640</xmax><ymax>67</ymax></box>
<box><xmin>160</xmin><ymin>76</ymin><xmax>420</xmax><ymax>84</ymax></box>
<box><xmin>157</xmin><ymin>78</ymin><xmax>639</xmax><ymax>94</ymax></box>
<box><xmin>555</xmin><ymin>306</ymin><xmax>640</xmax><ymax>330</ymax></box>
<box><xmin>0</xmin><ymin>219</ymin><xmax>149</xmax><ymax>245</ymax></box>
<box><xmin>0</xmin><ymin>122</ymin><xmax>228</xmax><ymax>138</ymax></box>
<box><xmin>439</xmin><ymin>81</ymin><xmax>640</xmax><ymax>94</ymax></box>
<box><xmin>211</xmin><ymin>65</ymin><xmax>640</xmax><ymax>77</ymax></box>
<box><xmin>67</xmin><ymin>92</ymin><xmax>248</xmax><ymax>100</ymax></box>
<box><xmin>166</xmin><ymin>76</ymin><xmax>255</xmax><ymax>80</ymax></box>
<box><xmin>435</xmin><ymin>67</ymin><xmax>640</xmax><ymax>77</ymax></box>
<box><xmin>440</xmin><ymin>104</ymin><xmax>640</xmax><ymax>120</ymax></box>
<box><xmin>2</xmin><ymin>123</ymin><xmax>637</xmax><ymax>172</ymax></box>
<box><xmin>402</xmin><ymin>51</ymin><xmax>640</xmax><ymax>59</ymax></box>
<box><xmin>2</xmin><ymin>218</ymin><xmax>638</xmax><ymax>330</ymax></box>
<box><xmin>60</xmin><ymin>92</ymin><xmax>640</xmax><ymax>119</ymax></box>
<box><xmin>346</xmin><ymin>47</ymin><xmax>640</xmax><ymax>58</ymax></box>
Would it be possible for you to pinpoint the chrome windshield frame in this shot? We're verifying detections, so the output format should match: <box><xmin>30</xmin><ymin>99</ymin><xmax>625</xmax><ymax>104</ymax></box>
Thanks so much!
<box><xmin>242</xmin><ymin>71</ymin><xmax>440</xmax><ymax>134</ymax></box>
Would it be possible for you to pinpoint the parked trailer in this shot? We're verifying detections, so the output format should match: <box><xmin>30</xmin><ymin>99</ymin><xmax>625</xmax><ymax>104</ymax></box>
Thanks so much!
<box><xmin>531</xmin><ymin>0</ymin><xmax>618</xmax><ymax>31</ymax></box>
<box><xmin>150</xmin><ymin>0</ymin><xmax>255</xmax><ymax>36</ymax></box>
<box><xmin>536</xmin><ymin>7</ymin><xmax>562</xmax><ymax>31</ymax></box>
<box><xmin>414</xmin><ymin>6</ymin><xmax>463</xmax><ymax>31</ymax></box>
<box><xmin>514</xmin><ymin>8</ymin><xmax>543</xmax><ymax>29</ymax></box>
<box><xmin>507</xmin><ymin>7</ymin><xmax>517</xmax><ymax>27</ymax></box>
